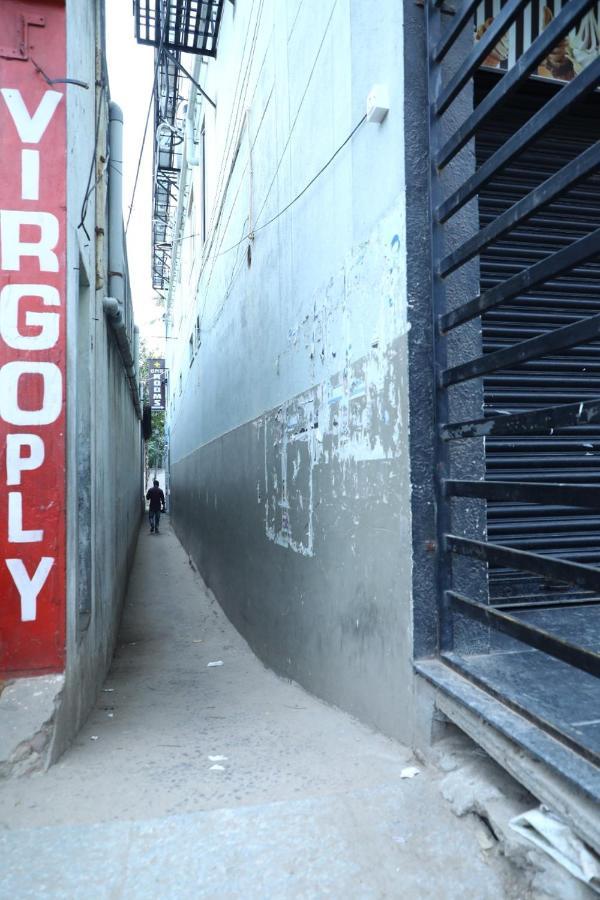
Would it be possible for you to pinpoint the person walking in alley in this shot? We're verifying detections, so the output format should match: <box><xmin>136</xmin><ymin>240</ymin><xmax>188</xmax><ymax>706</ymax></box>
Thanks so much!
<box><xmin>146</xmin><ymin>479</ymin><xmax>166</xmax><ymax>533</ymax></box>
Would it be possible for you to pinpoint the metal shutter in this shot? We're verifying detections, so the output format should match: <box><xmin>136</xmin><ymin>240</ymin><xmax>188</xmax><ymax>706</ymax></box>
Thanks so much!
<box><xmin>478</xmin><ymin>73</ymin><xmax>600</xmax><ymax>600</ymax></box>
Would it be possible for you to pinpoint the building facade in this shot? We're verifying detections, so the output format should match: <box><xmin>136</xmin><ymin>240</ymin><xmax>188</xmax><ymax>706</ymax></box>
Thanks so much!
<box><xmin>152</xmin><ymin>0</ymin><xmax>599</xmax><ymax>848</ymax></box>
<box><xmin>165</xmin><ymin>0</ymin><xmax>415</xmax><ymax>740</ymax></box>
<box><xmin>0</xmin><ymin>0</ymin><xmax>142</xmax><ymax>774</ymax></box>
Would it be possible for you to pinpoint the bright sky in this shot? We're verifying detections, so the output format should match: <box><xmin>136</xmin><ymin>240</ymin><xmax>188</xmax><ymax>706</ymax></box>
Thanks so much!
<box><xmin>105</xmin><ymin>0</ymin><xmax>165</xmax><ymax>355</ymax></box>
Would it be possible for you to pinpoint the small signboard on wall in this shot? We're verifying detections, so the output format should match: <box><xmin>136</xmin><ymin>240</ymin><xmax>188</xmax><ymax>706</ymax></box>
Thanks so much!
<box><xmin>147</xmin><ymin>358</ymin><xmax>167</xmax><ymax>410</ymax></box>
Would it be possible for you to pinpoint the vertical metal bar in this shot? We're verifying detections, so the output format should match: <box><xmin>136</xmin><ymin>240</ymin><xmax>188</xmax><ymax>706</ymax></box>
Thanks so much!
<box><xmin>434</xmin><ymin>0</ymin><xmax>482</xmax><ymax>63</ymax></box>
<box><xmin>436</xmin><ymin>0</ymin><xmax>598</xmax><ymax>167</ymax></box>
<box><xmin>426</xmin><ymin>0</ymin><xmax>454</xmax><ymax>654</ymax></box>
<box><xmin>434</xmin><ymin>0</ymin><xmax>528</xmax><ymax>115</ymax></box>
<box><xmin>173</xmin><ymin>0</ymin><xmax>183</xmax><ymax>52</ymax></box>
<box><xmin>211</xmin><ymin>0</ymin><xmax>226</xmax><ymax>55</ymax></box>
<box><xmin>183</xmin><ymin>0</ymin><xmax>194</xmax><ymax>52</ymax></box>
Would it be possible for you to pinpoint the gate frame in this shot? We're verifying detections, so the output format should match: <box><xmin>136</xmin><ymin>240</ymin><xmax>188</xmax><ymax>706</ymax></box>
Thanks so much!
<box><xmin>406</xmin><ymin>0</ymin><xmax>600</xmax><ymax>806</ymax></box>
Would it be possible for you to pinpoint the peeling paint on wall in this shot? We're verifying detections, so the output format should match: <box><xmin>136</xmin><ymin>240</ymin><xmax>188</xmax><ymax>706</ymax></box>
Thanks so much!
<box><xmin>263</xmin><ymin>334</ymin><xmax>409</xmax><ymax>556</ymax></box>
<box><xmin>260</xmin><ymin>210</ymin><xmax>410</xmax><ymax>556</ymax></box>
<box><xmin>281</xmin><ymin>208</ymin><xmax>408</xmax><ymax>389</ymax></box>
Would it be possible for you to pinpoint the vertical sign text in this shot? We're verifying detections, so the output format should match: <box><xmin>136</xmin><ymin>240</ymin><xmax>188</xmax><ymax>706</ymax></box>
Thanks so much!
<box><xmin>0</xmin><ymin>0</ymin><xmax>67</xmax><ymax>675</ymax></box>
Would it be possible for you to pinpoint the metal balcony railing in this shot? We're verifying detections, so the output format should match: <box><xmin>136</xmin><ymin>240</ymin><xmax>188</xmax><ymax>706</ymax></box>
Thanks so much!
<box><xmin>134</xmin><ymin>0</ymin><xmax>225</xmax><ymax>57</ymax></box>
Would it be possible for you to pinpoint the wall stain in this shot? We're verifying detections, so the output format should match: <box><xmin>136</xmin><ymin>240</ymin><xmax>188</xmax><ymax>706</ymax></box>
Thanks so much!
<box><xmin>259</xmin><ymin>213</ymin><xmax>410</xmax><ymax>556</ymax></box>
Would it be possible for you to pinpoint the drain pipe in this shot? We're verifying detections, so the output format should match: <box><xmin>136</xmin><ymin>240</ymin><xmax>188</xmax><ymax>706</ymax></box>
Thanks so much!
<box><xmin>133</xmin><ymin>325</ymin><xmax>140</xmax><ymax>394</ymax></box>
<box><xmin>104</xmin><ymin>101</ymin><xmax>142</xmax><ymax>419</ymax></box>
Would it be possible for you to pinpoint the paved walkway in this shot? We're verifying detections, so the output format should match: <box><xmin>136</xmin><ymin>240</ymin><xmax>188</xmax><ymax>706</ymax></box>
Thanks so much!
<box><xmin>0</xmin><ymin>519</ymin><xmax>518</xmax><ymax>898</ymax></box>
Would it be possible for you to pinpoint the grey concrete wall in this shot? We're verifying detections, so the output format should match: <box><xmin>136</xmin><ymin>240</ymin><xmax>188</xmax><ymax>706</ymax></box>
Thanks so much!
<box><xmin>172</xmin><ymin>334</ymin><xmax>413</xmax><ymax>737</ymax></box>
<box><xmin>50</xmin><ymin>0</ymin><xmax>142</xmax><ymax>762</ymax></box>
<box><xmin>167</xmin><ymin>0</ymin><xmax>416</xmax><ymax>740</ymax></box>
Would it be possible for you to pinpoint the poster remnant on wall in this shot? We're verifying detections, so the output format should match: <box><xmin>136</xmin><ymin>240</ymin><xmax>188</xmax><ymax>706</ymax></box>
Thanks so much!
<box><xmin>0</xmin><ymin>1</ymin><xmax>67</xmax><ymax>675</ymax></box>
<box><xmin>475</xmin><ymin>1</ymin><xmax>600</xmax><ymax>82</ymax></box>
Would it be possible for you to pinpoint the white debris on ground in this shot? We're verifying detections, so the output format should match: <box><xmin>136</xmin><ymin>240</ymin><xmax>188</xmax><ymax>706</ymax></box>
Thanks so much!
<box><xmin>430</xmin><ymin>729</ymin><xmax>598</xmax><ymax>900</ymax></box>
<box><xmin>510</xmin><ymin>807</ymin><xmax>600</xmax><ymax>893</ymax></box>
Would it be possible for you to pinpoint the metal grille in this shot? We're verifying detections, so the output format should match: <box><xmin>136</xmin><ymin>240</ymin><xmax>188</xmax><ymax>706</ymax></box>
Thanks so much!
<box><xmin>152</xmin><ymin>51</ymin><xmax>186</xmax><ymax>291</ymax></box>
<box><xmin>134</xmin><ymin>0</ymin><xmax>225</xmax><ymax>57</ymax></box>
<box><xmin>426</xmin><ymin>0</ymin><xmax>600</xmax><ymax>736</ymax></box>
<box><xmin>478</xmin><ymin>75</ymin><xmax>600</xmax><ymax>602</ymax></box>
<box><xmin>473</xmin><ymin>0</ymin><xmax>600</xmax><ymax>77</ymax></box>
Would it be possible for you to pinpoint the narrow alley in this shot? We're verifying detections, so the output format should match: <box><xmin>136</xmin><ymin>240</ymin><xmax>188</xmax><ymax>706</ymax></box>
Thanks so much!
<box><xmin>1</xmin><ymin>2</ymin><xmax>600</xmax><ymax>896</ymax></box>
<box><xmin>2</xmin><ymin>520</ymin><xmax>521</xmax><ymax>898</ymax></box>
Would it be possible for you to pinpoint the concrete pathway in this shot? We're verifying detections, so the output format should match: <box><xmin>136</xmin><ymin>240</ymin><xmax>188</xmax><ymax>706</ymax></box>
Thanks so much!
<box><xmin>0</xmin><ymin>518</ymin><xmax>520</xmax><ymax>898</ymax></box>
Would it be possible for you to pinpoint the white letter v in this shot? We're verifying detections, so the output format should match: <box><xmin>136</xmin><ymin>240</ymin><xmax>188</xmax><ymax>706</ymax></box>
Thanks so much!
<box><xmin>1</xmin><ymin>89</ymin><xmax>62</xmax><ymax>144</ymax></box>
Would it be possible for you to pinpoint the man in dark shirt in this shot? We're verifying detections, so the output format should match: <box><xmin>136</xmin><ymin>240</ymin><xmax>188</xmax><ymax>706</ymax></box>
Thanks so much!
<box><xmin>146</xmin><ymin>480</ymin><xmax>166</xmax><ymax>533</ymax></box>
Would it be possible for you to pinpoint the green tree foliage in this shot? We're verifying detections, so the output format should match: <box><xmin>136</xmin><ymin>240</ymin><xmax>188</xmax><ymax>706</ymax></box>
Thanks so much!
<box><xmin>138</xmin><ymin>338</ymin><xmax>167</xmax><ymax>469</ymax></box>
<box><xmin>147</xmin><ymin>409</ymin><xmax>166</xmax><ymax>468</ymax></box>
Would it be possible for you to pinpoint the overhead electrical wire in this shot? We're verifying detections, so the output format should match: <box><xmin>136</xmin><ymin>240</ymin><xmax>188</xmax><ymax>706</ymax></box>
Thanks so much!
<box><xmin>168</xmin><ymin>0</ymin><xmax>354</xmax><ymax>344</ymax></box>
<box><xmin>172</xmin><ymin>83</ymin><xmax>272</xmax><ymax>338</ymax></box>
<box><xmin>198</xmin><ymin>85</ymin><xmax>272</xmax><ymax>309</ymax></box>
<box><xmin>198</xmin><ymin>0</ymin><xmax>266</xmax><ymax>277</ymax></box>
<box><xmin>198</xmin><ymin>0</ymin><xmax>339</xmax><ymax>289</ymax></box>
<box><xmin>248</xmin><ymin>114</ymin><xmax>367</xmax><ymax>241</ymax></box>
<box><xmin>193</xmin><ymin>111</ymin><xmax>367</xmax><ymax>337</ymax></box>
<box><xmin>169</xmin><ymin>110</ymin><xmax>368</xmax><ymax>386</ymax></box>
<box><xmin>200</xmin><ymin>229</ymin><xmax>245</xmax><ymax>333</ymax></box>
<box><xmin>166</xmin><ymin>0</ymin><xmax>264</xmax><ymax>306</ymax></box>
<box><xmin>176</xmin><ymin>112</ymin><xmax>367</xmax><ymax>259</ymax></box>
<box><xmin>205</xmin><ymin>0</ymin><xmax>262</xmax><ymax>228</ymax></box>
<box><xmin>253</xmin><ymin>0</ymin><xmax>339</xmax><ymax>229</ymax></box>
<box><xmin>78</xmin><ymin>80</ymin><xmax>107</xmax><ymax>239</ymax></box>
<box><xmin>201</xmin><ymin>218</ymin><xmax>249</xmax><ymax>331</ymax></box>
<box><xmin>125</xmin><ymin>78</ymin><xmax>156</xmax><ymax>234</ymax></box>
<box><xmin>192</xmin><ymin>0</ymin><xmax>340</xmax><ymax>318</ymax></box>
<box><xmin>125</xmin><ymin>21</ymin><xmax>166</xmax><ymax>233</ymax></box>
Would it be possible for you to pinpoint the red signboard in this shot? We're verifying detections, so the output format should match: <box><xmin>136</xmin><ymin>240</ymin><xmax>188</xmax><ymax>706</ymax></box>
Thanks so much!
<box><xmin>0</xmin><ymin>1</ymin><xmax>66</xmax><ymax>675</ymax></box>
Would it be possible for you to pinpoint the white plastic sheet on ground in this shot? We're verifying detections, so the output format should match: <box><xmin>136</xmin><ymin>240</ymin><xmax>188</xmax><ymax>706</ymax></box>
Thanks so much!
<box><xmin>510</xmin><ymin>806</ymin><xmax>600</xmax><ymax>893</ymax></box>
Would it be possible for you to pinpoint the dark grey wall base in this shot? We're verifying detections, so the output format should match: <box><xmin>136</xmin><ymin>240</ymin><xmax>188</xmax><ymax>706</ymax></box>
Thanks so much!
<box><xmin>171</xmin><ymin>349</ymin><xmax>415</xmax><ymax>740</ymax></box>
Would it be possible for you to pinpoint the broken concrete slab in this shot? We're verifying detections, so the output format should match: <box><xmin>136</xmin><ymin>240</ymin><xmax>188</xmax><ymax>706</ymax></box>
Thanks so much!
<box><xmin>0</xmin><ymin>675</ymin><xmax>64</xmax><ymax>778</ymax></box>
<box><xmin>431</xmin><ymin>730</ymin><xmax>598</xmax><ymax>899</ymax></box>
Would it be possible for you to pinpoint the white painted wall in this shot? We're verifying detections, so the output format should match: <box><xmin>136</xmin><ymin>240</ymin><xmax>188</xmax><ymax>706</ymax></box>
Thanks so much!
<box><xmin>165</xmin><ymin>0</ymin><xmax>415</xmax><ymax>740</ymax></box>
<box><xmin>167</xmin><ymin>0</ymin><xmax>407</xmax><ymax>463</ymax></box>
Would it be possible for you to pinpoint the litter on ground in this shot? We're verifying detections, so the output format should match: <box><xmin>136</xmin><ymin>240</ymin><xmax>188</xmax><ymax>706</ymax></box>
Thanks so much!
<box><xmin>510</xmin><ymin>807</ymin><xmax>600</xmax><ymax>891</ymax></box>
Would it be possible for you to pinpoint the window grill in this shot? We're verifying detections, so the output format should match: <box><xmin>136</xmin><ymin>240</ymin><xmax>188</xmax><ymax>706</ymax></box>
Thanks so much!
<box><xmin>134</xmin><ymin>0</ymin><xmax>225</xmax><ymax>57</ymax></box>
<box><xmin>134</xmin><ymin>4</ymin><xmax>217</xmax><ymax>292</ymax></box>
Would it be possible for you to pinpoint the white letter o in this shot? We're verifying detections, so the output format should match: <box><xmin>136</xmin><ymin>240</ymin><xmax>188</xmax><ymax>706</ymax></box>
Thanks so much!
<box><xmin>0</xmin><ymin>361</ymin><xmax>62</xmax><ymax>425</ymax></box>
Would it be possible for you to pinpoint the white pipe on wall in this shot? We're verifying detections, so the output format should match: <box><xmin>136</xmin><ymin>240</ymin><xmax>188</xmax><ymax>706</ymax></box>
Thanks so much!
<box><xmin>105</xmin><ymin>101</ymin><xmax>141</xmax><ymax>418</ymax></box>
